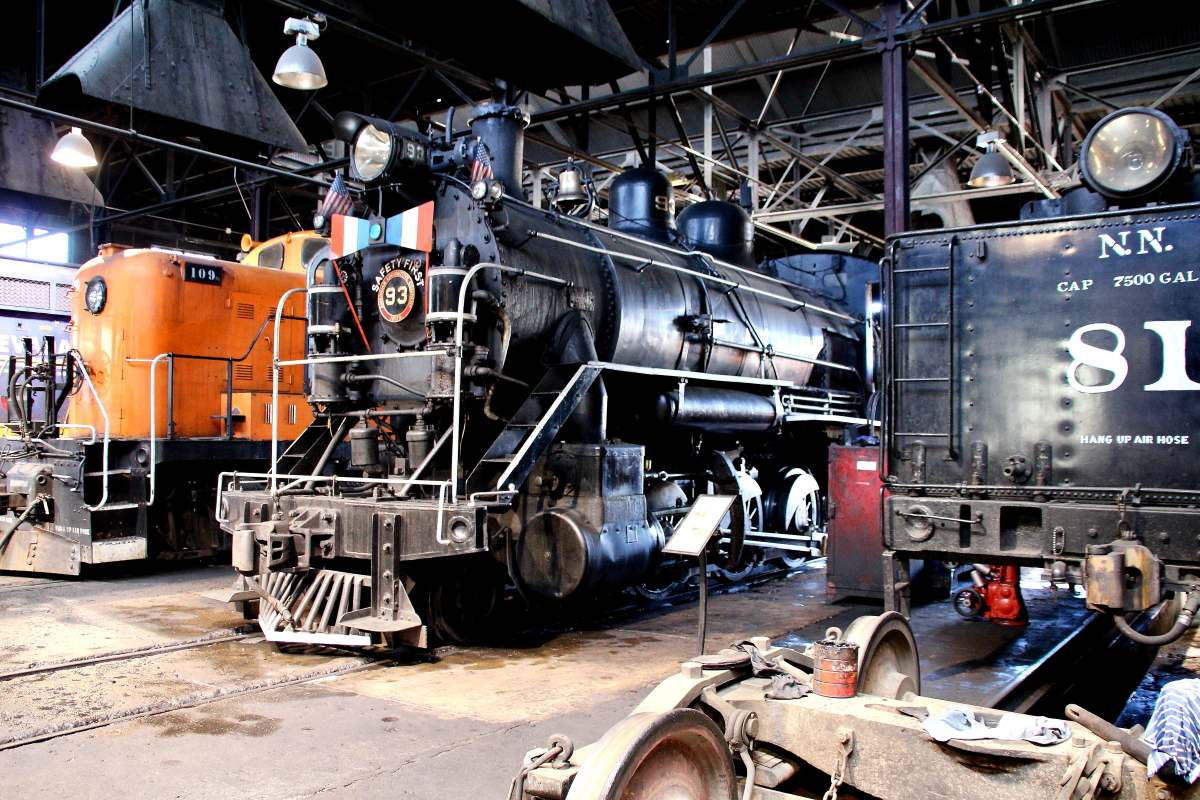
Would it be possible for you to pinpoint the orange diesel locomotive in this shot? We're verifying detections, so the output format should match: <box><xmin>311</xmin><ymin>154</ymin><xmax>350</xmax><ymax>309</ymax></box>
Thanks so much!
<box><xmin>0</xmin><ymin>234</ymin><xmax>319</xmax><ymax>574</ymax></box>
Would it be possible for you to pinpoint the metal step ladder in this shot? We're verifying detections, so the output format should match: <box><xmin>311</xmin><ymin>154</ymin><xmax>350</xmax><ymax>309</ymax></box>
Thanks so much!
<box><xmin>274</xmin><ymin>419</ymin><xmax>343</xmax><ymax>476</ymax></box>
<box><xmin>887</xmin><ymin>239</ymin><xmax>957</xmax><ymax>462</ymax></box>
<box><xmin>465</xmin><ymin>363</ymin><xmax>603</xmax><ymax>495</ymax></box>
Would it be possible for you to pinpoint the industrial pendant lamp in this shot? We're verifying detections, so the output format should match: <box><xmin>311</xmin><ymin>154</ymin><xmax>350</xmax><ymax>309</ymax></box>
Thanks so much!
<box><xmin>968</xmin><ymin>131</ymin><xmax>1015</xmax><ymax>188</ymax></box>
<box><xmin>272</xmin><ymin>17</ymin><xmax>328</xmax><ymax>90</ymax></box>
<box><xmin>50</xmin><ymin>127</ymin><xmax>98</xmax><ymax>168</ymax></box>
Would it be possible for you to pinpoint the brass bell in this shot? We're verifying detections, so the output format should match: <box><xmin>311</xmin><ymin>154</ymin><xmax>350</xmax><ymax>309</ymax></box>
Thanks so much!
<box><xmin>553</xmin><ymin>159</ymin><xmax>588</xmax><ymax>210</ymax></box>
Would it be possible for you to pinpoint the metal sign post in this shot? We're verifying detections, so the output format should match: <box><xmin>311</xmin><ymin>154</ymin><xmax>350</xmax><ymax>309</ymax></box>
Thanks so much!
<box><xmin>662</xmin><ymin>495</ymin><xmax>736</xmax><ymax>657</ymax></box>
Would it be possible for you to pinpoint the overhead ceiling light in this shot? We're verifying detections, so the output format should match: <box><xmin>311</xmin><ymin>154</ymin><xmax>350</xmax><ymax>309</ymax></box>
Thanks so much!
<box><xmin>51</xmin><ymin>127</ymin><xmax>98</xmax><ymax>168</ymax></box>
<box><xmin>968</xmin><ymin>131</ymin><xmax>1014</xmax><ymax>188</ymax></box>
<box><xmin>272</xmin><ymin>17</ymin><xmax>327</xmax><ymax>90</ymax></box>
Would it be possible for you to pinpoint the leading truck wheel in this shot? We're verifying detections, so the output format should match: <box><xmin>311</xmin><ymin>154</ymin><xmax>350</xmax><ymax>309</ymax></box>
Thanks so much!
<box><xmin>422</xmin><ymin>559</ymin><xmax>499</xmax><ymax>645</ymax></box>
<box><xmin>565</xmin><ymin>709</ymin><xmax>735</xmax><ymax>800</ymax></box>
<box><xmin>843</xmin><ymin>611</ymin><xmax>921</xmax><ymax>700</ymax></box>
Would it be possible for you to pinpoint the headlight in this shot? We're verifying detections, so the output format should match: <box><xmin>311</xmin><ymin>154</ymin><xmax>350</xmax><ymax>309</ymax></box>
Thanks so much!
<box><xmin>85</xmin><ymin>276</ymin><xmax>107</xmax><ymax>315</ymax></box>
<box><xmin>1080</xmin><ymin>107</ymin><xmax>1188</xmax><ymax>198</ymax></box>
<box><xmin>352</xmin><ymin>124</ymin><xmax>393</xmax><ymax>182</ymax></box>
<box><xmin>470</xmin><ymin>179</ymin><xmax>503</xmax><ymax>203</ymax></box>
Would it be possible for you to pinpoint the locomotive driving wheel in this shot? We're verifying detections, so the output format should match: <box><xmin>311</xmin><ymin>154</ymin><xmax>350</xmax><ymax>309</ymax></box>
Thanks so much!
<box><xmin>716</xmin><ymin>494</ymin><xmax>762</xmax><ymax>582</ymax></box>
<box><xmin>772</xmin><ymin>468</ymin><xmax>822</xmax><ymax>569</ymax></box>
<box><xmin>843</xmin><ymin>612</ymin><xmax>921</xmax><ymax>699</ymax></box>
<box><xmin>564</xmin><ymin>709</ymin><xmax>735</xmax><ymax>800</ymax></box>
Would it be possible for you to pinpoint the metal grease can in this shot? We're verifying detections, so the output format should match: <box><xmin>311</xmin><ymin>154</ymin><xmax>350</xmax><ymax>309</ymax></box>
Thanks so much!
<box><xmin>811</xmin><ymin>627</ymin><xmax>858</xmax><ymax>698</ymax></box>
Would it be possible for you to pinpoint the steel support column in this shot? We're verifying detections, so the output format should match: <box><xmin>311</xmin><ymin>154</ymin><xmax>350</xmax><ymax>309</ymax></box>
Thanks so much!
<box><xmin>250</xmin><ymin>179</ymin><xmax>271</xmax><ymax>242</ymax></box>
<box><xmin>881</xmin><ymin>0</ymin><xmax>910</xmax><ymax>238</ymax></box>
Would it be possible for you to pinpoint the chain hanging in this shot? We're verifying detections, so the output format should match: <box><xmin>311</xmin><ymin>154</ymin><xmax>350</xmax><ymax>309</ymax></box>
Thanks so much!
<box><xmin>822</xmin><ymin>729</ymin><xmax>855</xmax><ymax>800</ymax></box>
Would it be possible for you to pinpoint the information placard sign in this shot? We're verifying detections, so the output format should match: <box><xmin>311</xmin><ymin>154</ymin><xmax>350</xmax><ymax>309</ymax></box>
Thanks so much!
<box><xmin>662</xmin><ymin>495</ymin><xmax>736</xmax><ymax>557</ymax></box>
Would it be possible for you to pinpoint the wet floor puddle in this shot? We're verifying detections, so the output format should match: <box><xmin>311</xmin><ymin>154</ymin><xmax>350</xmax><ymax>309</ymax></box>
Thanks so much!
<box><xmin>142</xmin><ymin>708</ymin><xmax>283</xmax><ymax>738</ymax></box>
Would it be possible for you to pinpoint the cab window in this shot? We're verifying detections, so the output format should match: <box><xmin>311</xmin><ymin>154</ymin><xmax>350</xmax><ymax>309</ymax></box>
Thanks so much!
<box><xmin>301</xmin><ymin>238</ymin><xmax>327</xmax><ymax>270</ymax></box>
<box><xmin>256</xmin><ymin>243</ymin><xmax>284</xmax><ymax>270</ymax></box>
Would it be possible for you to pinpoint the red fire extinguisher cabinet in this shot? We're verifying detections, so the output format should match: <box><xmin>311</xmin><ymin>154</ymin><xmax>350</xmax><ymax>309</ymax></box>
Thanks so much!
<box><xmin>825</xmin><ymin>445</ymin><xmax>885</xmax><ymax>602</ymax></box>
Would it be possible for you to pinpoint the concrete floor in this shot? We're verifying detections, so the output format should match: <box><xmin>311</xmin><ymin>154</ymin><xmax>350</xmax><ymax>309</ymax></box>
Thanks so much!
<box><xmin>0</xmin><ymin>561</ymin><xmax>1169</xmax><ymax>799</ymax></box>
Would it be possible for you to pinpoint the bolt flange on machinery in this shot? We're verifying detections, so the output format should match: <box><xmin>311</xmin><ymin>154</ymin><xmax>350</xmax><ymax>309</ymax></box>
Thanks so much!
<box><xmin>512</xmin><ymin>613</ymin><xmax>1192</xmax><ymax>800</ymax></box>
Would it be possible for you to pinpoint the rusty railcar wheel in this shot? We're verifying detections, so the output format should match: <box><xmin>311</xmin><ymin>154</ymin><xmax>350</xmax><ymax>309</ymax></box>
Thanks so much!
<box><xmin>565</xmin><ymin>709</ymin><xmax>735</xmax><ymax>800</ymax></box>
<box><xmin>843</xmin><ymin>611</ymin><xmax>921</xmax><ymax>700</ymax></box>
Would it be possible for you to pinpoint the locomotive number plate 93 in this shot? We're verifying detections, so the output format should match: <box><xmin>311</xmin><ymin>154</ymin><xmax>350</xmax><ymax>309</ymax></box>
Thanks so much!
<box><xmin>183</xmin><ymin>262</ymin><xmax>224</xmax><ymax>285</ymax></box>
<box><xmin>378</xmin><ymin>269</ymin><xmax>417</xmax><ymax>322</ymax></box>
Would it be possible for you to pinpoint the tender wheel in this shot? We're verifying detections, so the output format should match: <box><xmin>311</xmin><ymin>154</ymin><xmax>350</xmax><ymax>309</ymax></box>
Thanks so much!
<box><xmin>953</xmin><ymin>587</ymin><xmax>985</xmax><ymax>619</ymax></box>
<box><xmin>565</xmin><ymin>709</ymin><xmax>735</xmax><ymax>800</ymax></box>
<box><xmin>843</xmin><ymin>611</ymin><xmax>921</xmax><ymax>699</ymax></box>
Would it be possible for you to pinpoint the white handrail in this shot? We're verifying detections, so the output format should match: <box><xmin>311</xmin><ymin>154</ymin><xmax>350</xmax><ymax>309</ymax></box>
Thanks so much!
<box><xmin>270</xmin><ymin>287</ymin><xmax>309</xmax><ymax>489</ymax></box>
<box><xmin>7</xmin><ymin>424</ymin><xmax>97</xmax><ymax>446</ymax></box>
<box><xmin>277</xmin><ymin>351</ymin><xmax>440</xmax><ymax>368</ymax></box>
<box><xmin>146</xmin><ymin>352</ymin><xmax>171</xmax><ymax>505</ymax></box>
<box><xmin>48</xmin><ymin>424</ymin><xmax>97</xmax><ymax>445</ymax></box>
<box><xmin>217</xmin><ymin>470</ymin><xmax>451</xmax><ymax>543</ymax></box>
<box><xmin>68</xmin><ymin>350</ymin><xmax>113</xmax><ymax>511</ymax></box>
<box><xmin>219</xmin><ymin>471</ymin><xmax>449</xmax><ymax>502</ymax></box>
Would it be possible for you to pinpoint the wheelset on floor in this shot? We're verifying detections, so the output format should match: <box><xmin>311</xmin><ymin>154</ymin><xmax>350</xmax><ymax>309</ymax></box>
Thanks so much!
<box><xmin>561</xmin><ymin>614</ymin><xmax>921</xmax><ymax>800</ymax></box>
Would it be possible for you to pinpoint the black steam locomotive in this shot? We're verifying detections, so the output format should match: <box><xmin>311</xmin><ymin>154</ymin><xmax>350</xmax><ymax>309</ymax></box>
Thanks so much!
<box><xmin>216</xmin><ymin>102</ymin><xmax>876</xmax><ymax>645</ymax></box>
<box><xmin>884</xmin><ymin>106</ymin><xmax>1200</xmax><ymax>643</ymax></box>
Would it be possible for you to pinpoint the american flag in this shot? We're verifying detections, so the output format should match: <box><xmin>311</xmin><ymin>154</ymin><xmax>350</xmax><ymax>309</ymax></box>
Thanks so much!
<box><xmin>318</xmin><ymin>172</ymin><xmax>355</xmax><ymax>219</ymax></box>
<box><xmin>469</xmin><ymin>138</ymin><xmax>494</xmax><ymax>182</ymax></box>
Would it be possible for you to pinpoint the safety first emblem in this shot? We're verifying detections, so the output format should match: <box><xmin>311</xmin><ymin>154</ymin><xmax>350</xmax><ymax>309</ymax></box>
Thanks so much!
<box><xmin>376</xmin><ymin>257</ymin><xmax>423</xmax><ymax>323</ymax></box>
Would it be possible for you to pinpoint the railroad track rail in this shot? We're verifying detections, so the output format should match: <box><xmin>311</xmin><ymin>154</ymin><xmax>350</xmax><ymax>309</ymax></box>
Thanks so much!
<box><xmin>985</xmin><ymin>600</ymin><xmax>1174</xmax><ymax>717</ymax></box>
<box><xmin>0</xmin><ymin>656</ymin><xmax>386</xmax><ymax>752</ymax></box>
<box><xmin>0</xmin><ymin>560</ymin><xmax>1149</xmax><ymax>752</ymax></box>
<box><xmin>0</xmin><ymin>628</ymin><xmax>261</xmax><ymax>682</ymax></box>
<box><xmin>0</xmin><ymin>579</ymin><xmax>63</xmax><ymax>595</ymax></box>
<box><xmin>0</xmin><ymin>560</ymin><xmax>816</xmax><ymax>750</ymax></box>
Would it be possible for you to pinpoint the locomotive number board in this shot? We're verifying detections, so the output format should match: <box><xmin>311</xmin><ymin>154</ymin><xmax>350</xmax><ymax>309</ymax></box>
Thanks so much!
<box><xmin>183</xmin><ymin>262</ymin><xmax>224</xmax><ymax>285</ymax></box>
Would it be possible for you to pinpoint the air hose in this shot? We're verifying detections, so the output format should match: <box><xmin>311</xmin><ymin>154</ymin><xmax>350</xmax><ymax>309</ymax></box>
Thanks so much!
<box><xmin>0</xmin><ymin>502</ymin><xmax>39</xmax><ymax>556</ymax></box>
<box><xmin>1113</xmin><ymin>592</ymin><xmax>1200</xmax><ymax>646</ymax></box>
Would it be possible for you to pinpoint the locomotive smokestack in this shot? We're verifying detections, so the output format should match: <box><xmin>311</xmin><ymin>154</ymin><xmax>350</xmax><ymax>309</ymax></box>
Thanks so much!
<box><xmin>469</xmin><ymin>103</ymin><xmax>530</xmax><ymax>197</ymax></box>
<box><xmin>608</xmin><ymin>167</ymin><xmax>676</xmax><ymax>243</ymax></box>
